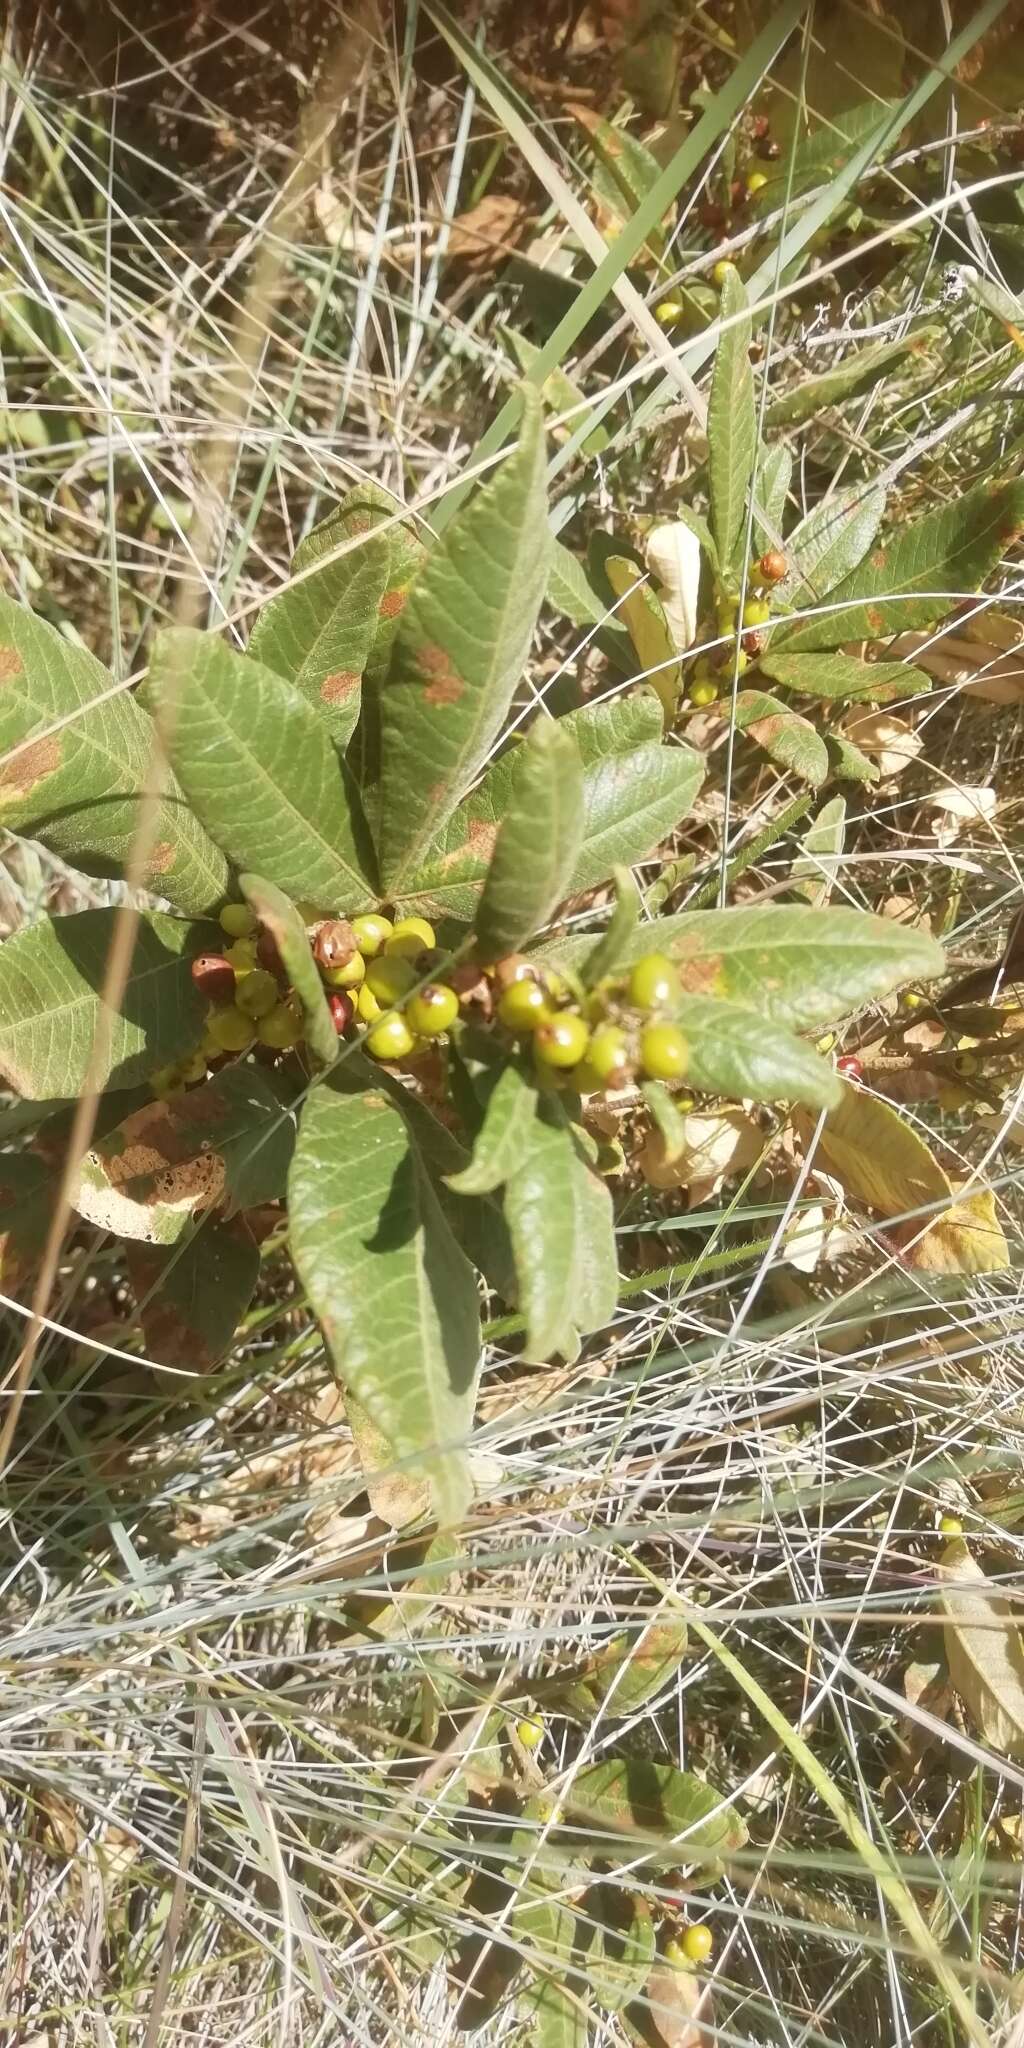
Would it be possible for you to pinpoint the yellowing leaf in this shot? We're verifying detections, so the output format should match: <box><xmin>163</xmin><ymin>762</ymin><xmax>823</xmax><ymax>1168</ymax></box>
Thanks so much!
<box><xmin>645</xmin><ymin>521</ymin><xmax>701</xmax><ymax>654</ymax></box>
<box><xmin>796</xmin><ymin>1087</ymin><xmax>952</xmax><ymax>1219</ymax></box>
<box><xmin>892</xmin><ymin>1187</ymin><xmax>1010</xmax><ymax>1275</ymax></box>
<box><xmin>941</xmin><ymin>1540</ymin><xmax>1024</xmax><ymax>1759</ymax></box>
<box><xmin>604</xmin><ymin>556</ymin><xmax>680</xmax><ymax>723</ymax></box>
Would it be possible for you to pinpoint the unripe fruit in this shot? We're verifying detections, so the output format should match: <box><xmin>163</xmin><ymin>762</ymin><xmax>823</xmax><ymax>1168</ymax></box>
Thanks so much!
<box><xmin>901</xmin><ymin>989</ymin><xmax>925</xmax><ymax>1010</ymax></box>
<box><xmin>816</xmin><ymin>1032</ymin><xmax>836</xmax><ymax>1054</ymax></box>
<box><xmin>326</xmin><ymin>951</ymin><xmax>366</xmax><ymax>990</ymax></box>
<box><xmin>836</xmin><ymin>1054</ymin><xmax>863</xmax><ymax>1082</ymax></box>
<box><xmin>516</xmin><ymin>1715</ymin><xmax>544</xmax><ymax>1751</ymax></box>
<box><xmin>386</xmin><ymin>916</ymin><xmax>436</xmax><ymax>959</ymax></box>
<box><xmin>406</xmin><ymin>983</ymin><xmax>459</xmax><ymax>1037</ymax></box>
<box><xmin>688</xmin><ymin>678</ymin><xmax>719</xmax><ymax>707</ymax></box>
<box><xmin>224</xmin><ymin>938</ymin><xmax>258</xmax><ymax>974</ymax></box>
<box><xmin>328</xmin><ymin>991</ymin><xmax>354</xmax><ymax>1034</ymax></box>
<box><xmin>208</xmin><ymin>1005</ymin><xmax>256</xmax><ymax>1053</ymax></box>
<box><xmin>628</xmin><ymin>952</ymin><xmax>677</xmax><ymax>1012</ymax></box>
<box><xmin>682</xmin><ymin>1924</ymin><xmax>714</xmax><ymax>1964</ymax></box>
<box><xmin>586</xmin><ymin>1023</ymin><xmax>631</xmax><ymax>1086</ymax></box>
<box><xmin>498</xmin><ymin>978</ymin><xmax>553</xmax><ymax>1032</ymax></box>
<box><xmin>492</xmin><ymin>953</ymin><xmax>536</xmax><ymax>990</ymax></box>
<box><xmin>191</xmin><ymin>953</ymin><xmax>236</xmax><ymax>1005</ymax></box>
<box><xmin>656</xmin><ymin>297</ymin><xmax>684</xmax><ymax>326</ymax></box>
<box><xmin>742</xmin><ymin>597</ymin><xmax>771</xmax><ymax>627</ymax></box>
<box><xmin>664</xmin><ymin>1938</ymin><xmax>688</xmax><ymax>1967</ymax></box>
<box><xmin>759</xmin><ymin>549</ymin><xmax>787</xmax><ymax>584</ymax></box>
<box><xmin>734</xmin><ymin>647</ymin><xmax>749</xmax><ymax>674</ymax></box>
<box><xmin>640</xmin><ymin>1022</ymin><xmax>688</xmax><ymax>1080</ymax></box>
<box><xmin>366</xmin><ymin>954</ymin><xmax>416</xmax><ymax>1004</ymax></box>
<box><xmin>716</xmin><ymin>600</ymin><xmax>738</xmax><ymax>632</ymax></box>
<box><xmin>939</xmin><ymin>1513</ymin><xmax>963</xmax><ymax>1536</ymax></box>
<box><xmin>257</xmin><ymin>1002</ymin><xmax>302</xmax><ymax>1050</ymax></box>
<box><xmin>219</xmin><ymin>903</ymin><xmax>256</xmax><ymax>939</ymax></box>
<box><xmin>350</xmin><ymin>912</ymin><xmax>393</xmax><ymax>959</ymax></box>
<box><xmin>366</xmin><ymin>1013</ymin><xmax>416</xmax><ymax>1062</ymax></box>
<box><xmin>535</xmin><ymin>1797</ymin><xmax>562</xmax><ymax>1825</ymax></box>
<box><xmin>712</xmin><ymin>259</ymin><xmax>732</xmax><ymax>286</ymax></box>
<box><xmin>235</xmin><ymin>968</ymin><xmax>280</xmax><ymax>1020</ymax></box>
<box><xmin>745</xmin><ymin>169</ymin><xmax>768</xmax><ymax>194</ymax></box>
<box><xmin>313</xmin><ymin>919</ymin><xmax>357</xmax><ymax>975</ymax></box>
<box><xmin>535</xmin><ymin>1014</ymin><xmax>590</xmax><ymax>1069</ymax></box>
<box><xmin>356</xmin><ymin>983</ymin><xmax>382</xmax><ymax>1023</ymax></box>
<box><xmin>179</xmin><ymin>1049</ymin><xmax>209</xmax><ymax>1085</ymax></box>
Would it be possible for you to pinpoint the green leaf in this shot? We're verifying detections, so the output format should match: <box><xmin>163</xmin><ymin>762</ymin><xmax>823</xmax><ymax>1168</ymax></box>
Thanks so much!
<box><xmin>792</xmin><ymin>794</ymin><xmax>846</xmax><ymax>905</ymax></box>
<box><xmin>671</xmin><ymin>996</ymin><xmax>840</xmax><ymax>1109</ymax></box>
<box><xmin>778</xmin><ymin>480</ymin><xmax>1024</xmax><ymax>652</ymax></box>
<box><xmin>239</xmin><ymin>872</ymin><xmax>338</xmax><ymax>1067</ymax></box>
<box><xmin>826</xmin><ymin>730</ymin><xmax>879</xmax><ymax>785</ymax></box>
<box><xmin>294</xmin><ymin>481</ymin><xmax>426</xmax><ymax>687</ymax></box>
<box><xmin>445</xmin><ymin>1063</ymin><xmax>540</xmax><ymax>1196</ymax></box>
<box><xmin>794</xmin><ymin>1086</ymin><xmax>951</xmax><ymax>1219</ymax></box>
<box><xmin>551</xmin><ymin>1617</ymin><xmax>690</xmax><ymax>1721</ymax></box>
<box><xmin>504</xmin><ymin>1098</ymin><xmax>617</xmax><ymax>1363</ymax></box>
<box><xmin>540</xmin><ymin>905</ymin><xmax>945</xmax><ymax>1032</ymax></box>
<box><xmin>475</xmin><ymin>720</ymin><xmax>585</xmax><ymax>959</ymax></box>
<box><xmin>248</xmin><ymin>526</ymin><xmax>390</xmax><ymax>746</ymax></box>
<box><xmin>941</xmin><ymin>1540</ymin><xmax>1024</xmax><ymax>1760</ymax></box>
<box><xmin>0</xmin><ymin>909</ymin><xmax>212</xmax><ymax>1099</ymax></box>
<box><xmin>758</xmin><ymin>649</ymin><xmax>930</xmax><ymax>703</ymax></box>
<box><xmin>756</xmin><ymin>99</ymin><xmax>901</xmax><ymax>203</ymax></box>
<box><xmin>565</xmin><ymin>1757</ymin><xmax>745</xmax><ymax>1864</ymax></box>
<box><xmin>582</xmin><ymin>866</ymin><xmax>640</xmax><ymax>988</ymax></box>
<box><xmin>289</xmin><ymin>1077</ymin><xmax>481</xmax><ymax>1525</ymax></box>
<box><xmin>546</xmin><ymin>540</ymin><xmax>632</xmax><ymax>667</ymax></box>
<box><xmin>641</xmin><ymin>1080</ymin><xmax>686</xmax><ymax>1162</ymax></box>
<box><xmin>707</xmin><ymin>267</ymin><xmax>755</xmax><ymax>581</ymax></box>
<box><xmin>378</xmin><ymin>387</ymin><xmax>551</xmax><ymax>890</ymax></box>
<box><xmin>785</xmin><ymin>483</ymin><xmax>886</xmax><ymax>597</ymax></box>
<box><xmin>0</xmin><ymin>596</ymin><xmax>228</xmax><ymax>915</ymax></box>
<box><xmin>148</xmin><ymin>628</ymin><xmax>376</xmax><ymax>911</ymax></box>
<box><xmin>576</xmin><ymin>1888</ymin><xmax>656</xmax><ymax>2012</ymax></box>
<box><xmin>386</xmin><ymin>1079</ymin><xmax>518</xmax><ymax>1302</ymax></box>
<box><xmin>507</xmin><ymin>331</ymin><xmax>609</xmax><ymax>454</ymax></box>
<box><xmin>764</xmin><ymin>333</ymin><xmax>934</xmax><ymax>428</ymax></box>
<box><xmin>127</xmin><ymin>1221</ymin><xmax>260</xmax><ymax>1370</ymax></box>
<box><xmin>604</xmin><ymin>558</ymin><xmax>680</xmax><ymax>724</ymax></box>
<box><xmin>72</xmin><ymin>1066</ymin><xmax>296</xmax><ymax>1244</ymax></box>
<box><xmin>0</xmin><ymin>1153</ymin><xmax>52</xmax><ymax>1288</ymax></box>
<box><xmin>731</xmin><ymin>690</ymin><xmax>829</xmax><ymax>786</ymax></box>
<box><xmin>574</xmin><ymin>107</ymin><xmax>667</xmax><ymax>257</ymax></box>
<box><xmin>750</xmin><ymin>444</ymin><xmax>792</xmax><ymax>558</ymax></box>
<box><xmin>395</xmin><ymin>692</ymin><xmax>703</xmax><ymax>922</ymax></box>
<box><xmin>522</xmin><ymin>1979</ymin><xmax>589</xmax><ymax>2048</ymax></box>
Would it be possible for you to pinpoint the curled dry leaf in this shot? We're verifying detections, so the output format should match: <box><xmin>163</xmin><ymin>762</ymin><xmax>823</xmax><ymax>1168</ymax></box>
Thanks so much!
<box><xmin>646</xmin><ymin>521</ymin><xmax>702</xmax><ymax>654</ymax></box>
<box><xmin>890</xmin><ymin>1186</ymin><xmax>1010</xmax><ymax>1275</ymax></box>
<box><xmin>926</xmin><ymin>785</ymin><xmax>997</xmax><ymax>846</ymax></box>
<box><xmin>641</xmin><ymin>1960</ymin><xmax>715</xmax><ymax>2048</ymax></box>
<box><xmin>941</xmin><ymin>1539</ymin><xmax>1024</xmax><ymax>1759</ymax></box>
<box><xmin>640</xmin><ymin>1109</ymin><xmax>763</xmax><ymax>1206</ymax></box>
<box><xmin>838</xmin><ymin>709</ymin><xmax>923</xmax><ymax>780</ymax></box>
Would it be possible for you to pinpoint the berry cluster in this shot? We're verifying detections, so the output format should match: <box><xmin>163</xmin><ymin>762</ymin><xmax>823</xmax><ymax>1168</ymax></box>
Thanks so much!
<box><xmin>687</xmin><ymin>549</ymin><xmax>788</xmax><ymax>707</ymax></box>
<box><xmin>495</xmin><ymin>949</ymin><xmax>689</xmax><ymax>1090</ymax></box>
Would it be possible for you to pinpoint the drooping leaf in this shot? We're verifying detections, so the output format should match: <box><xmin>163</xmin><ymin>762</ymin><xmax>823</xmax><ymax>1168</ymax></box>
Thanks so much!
<box><xmin>604</xmin><ymin>557</ymin><xmax>681</xmax><ymax>724</ymax></box>
<box><xmin>395</xmin><ymin>692</ymin><xmax>703</xmax><ymax>922</ymax></box>
<box><xmin>941</xmin><ymin>1538</ymin><xmax>1024</xmax><ymax>1760</ymax></box>
<box><xmin>522</xmin><ymin>1978</ymin><xmax>590</xmax><ymax>2048</ymax></box>
<box><xmin>784</xmin><ymin>483</ymin><xmax>886</xmax><ymax>599</ymax></box>
<box><xmin>540</xmin><ymin>905</ymin><xmax>945</xmax><ymax>1032</ymax></box>
<box><xmin>148</xmin><ymin>629</ymin><xmax>376</xmax><ymax>911</ymax></box>
<box><xmin>731</xmin><ymin>690</ymin><xmax>829</xmax><ymax>786</ymax></box>
<box><xmin>662</xmin><ymin>503</ymin><xmax>719</xmax><ymax>580</ymax></box>
<box><xmin>289</xmin><ymin>1077</ymin><xmax>481</xmax><ymax>1525</ymax></box>
<box><xmin>758</xmin><ymin>649</ymin><xmax>930</xmax><ymax>703</ymax></box>
<box><xmin>504</xmin><ymin>1097</ymin><xmax>617</xmax><ymax>1363</ymax></box>
<box><xmin>446</xmin><ymin>1063</ymin><xmax>540</xmax><ymax>1196</ymax></box>
<box><xmin>707</xmin><ymin>267</ymin><xmax>755</xmax><ymax>581</ymax></box>
<box><xmin>792</xmin><ymin>794</ymin><xmax>846</xmax><ymax>905</ymax></box>
<box><xmin>248</xmin><ymin>525</ymin><xmax>390</xmax><ymax>746</ymax></box>
<box><xmin>668</xmin><ymin>996</ymin><xmax>840</xmax><ymax>1110</ymax></box>
<box><xmin>378</xmin><ymin>388</ymin><xmax>551</xmax><ymax>890</ymax></box>
<box><xmin>388</xmin><ymin>1080</ymin><xmax>518</xmax><ymax>1303</ymax></box>
<box><xmin>764</xmin><ymin>333</ymin><xmax>934</xmax><ymax>428</ymax></box>
<box><xmin>565</xmin><ymin>1757</ymin><xmax>745</xmax><ymax>1864</ymax></box>
<box><xmin>239</xmin><ymin>872</ymin><xmax>338</xmax><ymax>1066</ymax></box>
<box><xmin>572</xmin><ymin>105</ymin><xmax>667</xmax><ymax>258</ymax></box>
<box><xmin>0</xmin><ymin>596</ymin><xmax>228</xmax><ymax>914</ymax></box>
<box><xmin>777</xmin><ymin>481</ymin><xmax>1024</xmax><ymax>652</ymax></box>
<box><xmin>750</xmin><ymin>444</ymin><xmax>792</xmax><ymax>558</ymax></box>
<box><xmin>631</xmin><ymin>1959</ymin><xmax>714</xmax><ymax>2048</ymax></box>
<box><xmin>475</xmin><ymin>720</ymin><xmax>585</xmax><ymax>959</ymax></box>
<box><xmin>794</xmin><ymin>1086</ymin><xmax>951</xmax><ymax>1219</ymax></box>
<box><xmin>0</xmin><ymin>909</ymin><xmax>212</xmax><ymax>1099</ymax></box>
<box><xmin>127</xmin><ymin>1220</ymin><xmax>260</xmax><ymax>1370</ymax></box>
<box><xmin>72</xmin><ymin>1066</ymin><xmax>296</xmax><ymax>1243</ymax></box>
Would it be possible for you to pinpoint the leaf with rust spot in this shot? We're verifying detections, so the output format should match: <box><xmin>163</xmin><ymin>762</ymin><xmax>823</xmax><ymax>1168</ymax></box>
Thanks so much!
<box><xmin>128</xmin><ymin>1220</ymin><xmax>260</xmax><ymax>1370</ymax></box>
<box><xmin>732</xmin><ymin>690</ymin><xmax>829</xmax><ymax>786</ymax></box>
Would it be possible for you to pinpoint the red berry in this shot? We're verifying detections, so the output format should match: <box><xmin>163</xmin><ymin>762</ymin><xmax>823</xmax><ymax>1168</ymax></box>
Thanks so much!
<box><xmin>328</xmin><ymin>991</ymin><xmax>354</xmax><ymax>1034</ymax></box>
<box><xmin>836</xmin><ymin>1054</ymin><xmax>863</xmax><ymax>1082</ymax></box>
<box><xmin>191</xmin><ymin>954</ymin><xmax>237</xmax><ymax>1004</ymax></box>
<box><xmin>256</xmin><ymin>927</ymin><xmax>285</xmax><ymax>978</ymax></box>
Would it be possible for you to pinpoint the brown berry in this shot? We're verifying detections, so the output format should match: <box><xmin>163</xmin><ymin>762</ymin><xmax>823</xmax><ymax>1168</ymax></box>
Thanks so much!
<box><xmin>759</xmin><ymin>549</ymin><xmax>788</xmax><ymax>584</ymax></box>
<box><xmin>313</xmin><ymin>920</ymin><xmax>357</xmax><ymax>974</ymax></box>
<box><xmin>191</xmin><ymin>954</ymin><xmax>237</xmax><ymax>1005</ymax></box>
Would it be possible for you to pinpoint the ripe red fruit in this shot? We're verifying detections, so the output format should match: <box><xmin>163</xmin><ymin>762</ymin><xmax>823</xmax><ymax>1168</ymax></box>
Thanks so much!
<box><xmin>836</xmin><ymin>1054</ymin><xmax>863</xmax><ymax>1082</ymax></box>
<box><xmin>191</xmin><ymin>954</ymin><xmax>236</xmax><ymax>1004</ymax></box>
<box><xmin>256</xmin><ymin>927</ymin><xmax>285</xmax><ymax>978</ymax></box>
<box><xmin>328</xmin><ymin>992</ymin><xmax>354</xmax><ymax>1034</ymax></box>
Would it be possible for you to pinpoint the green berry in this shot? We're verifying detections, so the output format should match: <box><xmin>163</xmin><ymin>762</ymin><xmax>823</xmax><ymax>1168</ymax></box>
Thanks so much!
<box><xmin>745</xmin><ymin>169</ymin><xmax>768</xmax><ymax>194</ymax></box>
<box><xmin>742</xmin><ymin>597</ymin><xmax>771</xmax><ymax>627</ymax></box>
<box><xmin>385</xmin><ymin>915</ymin><xmax>436</xmax><ymax>959</ymax></box>
<box><xmin>325</xmin><ymin>951</ymin><xmax>366</xmax><ymax>989</ymax></box>
<box><xmin>257</xmin><ymin>1002</ymin><xmax>302</xmax><ymax>1051</ymax></box>
<box><xmin>734</xmin><ymin>647</ymin><xmax>749</xmax><ymax>674</ymax></box>
<box><xmin>406</xmin><ymin>983</ymin><xmax>459</xmax><ymax>1037</ymax></box>
<box><xmin>208</xmin><ymin>1005</ymin><xmax>256</xmax><ymax>1053</ymax></box>
<box><xmin>516</xmin><ymin>1715</ymin><xmax>544</xmax><ymax>1750</ymax></box>
<box><xmin>366</xmin><ymin>1013</ymin><xmax>416</xmax><ymax>1062</ymax></box>
<box><xmin>534</xmin><ymin>1014</ymin><xmax>590</xmax><ymax>1069</ymax></box>
<box><xmin>628</xmin><ymin>952</ymin><xmax>677</xmax><ymax>1012</ymax></box>
<box><xmin>350</xmin><ymin>912</ymin><xmax>393</xmax><ymax>959</ymax></box>
<box><xmin>688</xmin><ymin>678</ymin><xmax>719</xmax><ymax>707</ymax></box>
<box><xmin>716</xmin><ymin>600</ymin><xmax>737</xmax><ymax>632</ymax></box>
<box><xmin>901</xmin><ymin>989</ymin><xmax>925</xmax><ymax>1011</ymax></box>
<box><xmin>235</xmin><ymin>968</ymin><xmax>280</xmax><ymax>1019</ymax></box>
<box><xmin>712</xmin><ymin>260</ymin><xmax>732</xmax><ymax>286</ymax></box>
<box><xmin>586</xmin><ymin>1023</ymin><xmax>631</xmax><ymax>1087</ymax></box>
<box><xmin>535</xmin><ymin>1797</ymin><xmax>562</xmax><ymax>1825</ymax></box>
<box><xmin>640</xmin><ymin>1021</ymin><xmax>689</xmax><ymax>1081</ymax></box>
<box><xmin>939</xmin><ymin>1513</ymin><xmax>963</xmax><ymax>1536</ymax></box>
<box><xmin>224</xmin><ymin>937</ymin><xmax>258</xmax><ymax>974</ymax></box>
<box><xmin>219</xmin><ymin>902</ymin><xmax>256</xmax><ymax>940</ymax></box>
<box><xmin>497</xmin><ymin>978</ymin><xmax>552</xmax><ymax>1032</ymax></box>
<box><xmin>664</xmin><ymin>1938</ymin><xmax>688</xmax><ymax>1968</ymax></box>
<box><xmin>682</xmin><ymin>1924</ymin><xmax>714</xmax><ymax>1964</ymax></box>
<box><xmin>356</xmin><ymin>983</ymin><xmax>382</xmax><ymax>1023</ymax></box>
<box><xmin>179</xmin><ymin>1049</ymin><xmax>208</xmax><ymax>1085</ymax></box>
<box><xmin>366</xmin><ymin>954</ymin><xmax>416</xmax><ymax>1004</ymax></box>
<box><xmin>656</xmin><ymin>297</ymin><xmax>684</xmax><ymax>326</ymax></box>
